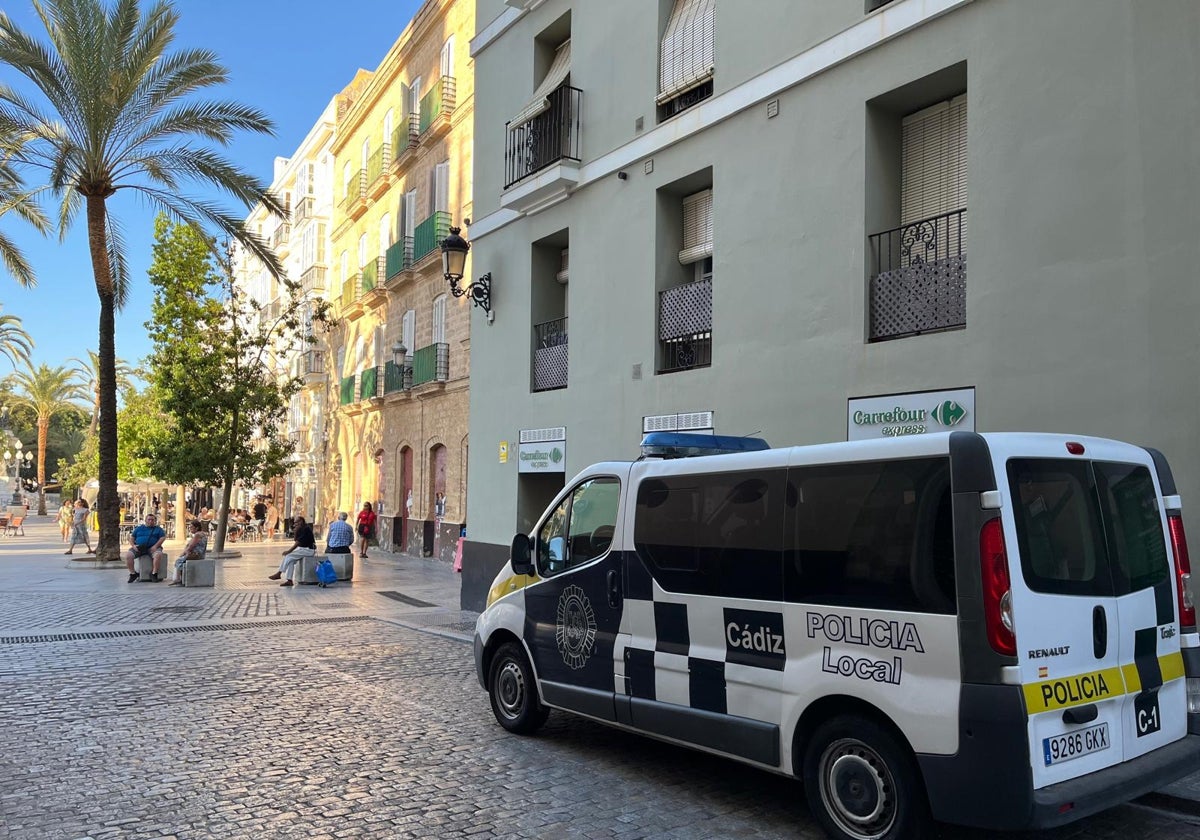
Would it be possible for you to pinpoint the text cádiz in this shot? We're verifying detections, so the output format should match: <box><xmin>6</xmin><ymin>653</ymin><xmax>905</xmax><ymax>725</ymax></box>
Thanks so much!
<box><xmin>808</xmin><ymin>613</ymin><xmax>924</xmax><ymax>686</ymax></box>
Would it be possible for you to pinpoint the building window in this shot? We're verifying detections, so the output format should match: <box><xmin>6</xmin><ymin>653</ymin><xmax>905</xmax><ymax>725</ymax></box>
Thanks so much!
<box><xmin>430</xmin><ymin>160</ymin><xmax>450</xmax><ymax>215</ymax></box>
<box><xmin>432</xmin><ymin>295</ymin><xmax>447</xmax><ymax>345</ymax></box>
<box><xmin>659</xmin><ymin>188</ymin><xmax>713</xmax><ymax>374</ymax></box>
<box><xmin>866</xmin><ymin>0</ymin><xmax>896</xmax><ymax>11</ymax></box>
<box><xmin>440</xmin><ymin>35</ymin><xmax>454</xmax><ymax>78</ymax></box>
<box><xmin>868</xmin><ymin>91</ymin><xmax>967</xmax><ymax>342</ymax></box>
<box><xmin>402</xmin><ymin>308</ymin><xmax>416</xmax><ymax>349</ymax></box>
<box><xmin>409</xmin><ymin>76</ymin><xmax>422</xmax><ymax>115</ymax></box>
<box><xmin>658</xmin><ymin>0</ymin><xmax>715</xmax><ymax>121</ymax></box>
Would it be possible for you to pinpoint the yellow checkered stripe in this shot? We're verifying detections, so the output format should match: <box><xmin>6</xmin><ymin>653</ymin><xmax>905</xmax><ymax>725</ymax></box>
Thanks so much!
<box><xmin>1022</xmin><ymin>651</ymin><xmax>1185</xmax><ymax>714</ymax></box>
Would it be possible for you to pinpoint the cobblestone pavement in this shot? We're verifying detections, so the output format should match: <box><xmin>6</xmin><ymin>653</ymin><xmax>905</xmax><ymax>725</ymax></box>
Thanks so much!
<box><xmin>3</xmin><ymin>518</ymin><xmax>1199</xmax><ymax>839</ymax></box>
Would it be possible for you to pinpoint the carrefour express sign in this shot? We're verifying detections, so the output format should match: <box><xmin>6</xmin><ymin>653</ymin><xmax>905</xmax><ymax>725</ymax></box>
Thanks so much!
<box><xmin>847</xmin><ymin>387</ymin><xmax>975</xmax><ymax>441</ymax></box>
<box><xmin>518</xmin><ymin>441</ymin><xmax>566</xmax><ymax>473</ymax></box>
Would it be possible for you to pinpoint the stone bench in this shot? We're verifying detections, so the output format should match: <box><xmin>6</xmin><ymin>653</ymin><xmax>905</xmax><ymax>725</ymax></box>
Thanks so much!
<box><xmin>328</xmin><ymin>553</ymin><xmax>354</xmax><ymax>581</ymax></box>
<box><xmin>136</xmin><ymin>553</ymin><xmax>168</xmax><ymax>582</ymax></box>
<box><xmin>296</xmin><ymin>554</ymin><xmax>325</xmax><ymax>585</ymax></box>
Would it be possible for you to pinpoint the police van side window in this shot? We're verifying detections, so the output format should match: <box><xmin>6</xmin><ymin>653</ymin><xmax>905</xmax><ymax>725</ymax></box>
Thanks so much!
<box><xmin>633</xmin><ymin>469</ymin><xmax>785</xmax><ymax>600</ymax></box>
<box><xmin>536</xmin><ymin>477</ymin><xmax>621</xmax><ymax>576</ymax></box>
<box><xmin>783</xmin><ymin>458</ymin><xmax>955</xmax><ymax>614</ymax></box>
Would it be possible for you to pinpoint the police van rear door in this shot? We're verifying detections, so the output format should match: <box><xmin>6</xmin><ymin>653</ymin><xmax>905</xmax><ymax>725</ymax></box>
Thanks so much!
<box><xmin>1001</xmin><ymin>437</ymin><xmax>1185</xmax><ymax>790</ymax></box>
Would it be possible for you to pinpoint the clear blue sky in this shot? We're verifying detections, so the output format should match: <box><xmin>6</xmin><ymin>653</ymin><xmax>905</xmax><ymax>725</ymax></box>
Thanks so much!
<box><xmin>1</xmin><ymin>0</ymin><xmax>425</xmax><ymax>378</ymax></box>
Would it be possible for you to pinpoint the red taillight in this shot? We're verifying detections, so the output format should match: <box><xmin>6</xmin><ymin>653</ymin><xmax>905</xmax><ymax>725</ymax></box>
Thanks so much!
<box><xmin>1066</xmin><ymin>442</ymin><xmax>1085</xmax><ymax>455</ymax></box>
<box><xmin>981</xmin><ymin>518</ymin><xmax>1017</xmax><ymax>656</ymax></box>
<box><xmin>1168</xmin><ymin>513</ymin><xmax>1195</xmax><ymax>630</ymax></box>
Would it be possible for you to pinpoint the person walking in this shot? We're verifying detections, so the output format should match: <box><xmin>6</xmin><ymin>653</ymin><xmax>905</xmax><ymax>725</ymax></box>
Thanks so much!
<box><xmin>268</xmin><ymin>512</ymin><xmax>316</xmax><ymax>586</ymax></box>
<box><xmin>356</xmin><ymin>501</ymin><xmax>377</xmax><ymax>559</ymax></box>
<box><xmin>264</xmin><ymin>497</ymin><xmax>280</xmax><ymax>541</ymax></box>
<box><xmin>325</xmin><ymin>511</ymin><xmax>354</xmax><ymax>555</ymax></box>
<box><xmin>57</xmin><ymin>500</ymin><xmax>73</xmax><ymax>543</ymax></box>
<box><xmin>64</xmin><ymin>498</ymin><xmax>94</xmax><ymax>555</ymax></box>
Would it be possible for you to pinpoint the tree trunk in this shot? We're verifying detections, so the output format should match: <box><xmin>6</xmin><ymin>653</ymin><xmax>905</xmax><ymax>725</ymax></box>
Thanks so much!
<box><xmin>86</xmin><ymin>195</ymin><xmax>121</xmax><ymax>561</ymax></box>
<box><xmin>213</xmin><ymin>405</ymin><xmax>240</xmax><ymax>554</ymax></box>
<box><xmin>36</xmin><ymin>415</ymin><xmax>48</xmax><ymax>516</ymax></box>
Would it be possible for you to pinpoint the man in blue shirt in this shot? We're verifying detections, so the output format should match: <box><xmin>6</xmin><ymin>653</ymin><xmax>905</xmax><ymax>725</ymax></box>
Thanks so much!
<box><xmin>325</xmin><ymin>511</ymin><xmax>354</xmax><ymax>555</ymax></box>
<box><xmin>124</xmin><ymin>513</ymin><xmax>167</xmax><ymax>582</ymax></box>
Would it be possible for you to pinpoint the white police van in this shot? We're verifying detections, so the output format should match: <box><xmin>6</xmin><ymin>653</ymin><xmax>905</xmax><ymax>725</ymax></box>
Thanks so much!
<box><xmin>473</xmin><ymin>431</ymin><xmax>1200</xmax><ymax>839</ymax></box>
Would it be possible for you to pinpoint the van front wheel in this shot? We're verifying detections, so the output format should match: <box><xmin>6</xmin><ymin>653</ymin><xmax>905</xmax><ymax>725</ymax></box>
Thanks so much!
<box><xmin>488</xmin><ymin>642</ymin><xmax>549</xmax><ymax>734</ymax></box>
<box><xmin>802</xmin><ymin>716</ymin><xmax>930</xmax><ymax>840</ymax></box>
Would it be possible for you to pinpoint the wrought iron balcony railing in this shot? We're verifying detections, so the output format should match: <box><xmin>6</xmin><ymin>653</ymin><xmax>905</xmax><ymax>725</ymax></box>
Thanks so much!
<box><xmin>340</xmin><ymin>375</ymin><xmax>356</xmax><ymax>405</ymax></box>
<box><xmin>410</xmin><ymin>342</ymin><xmax>449</xmax><ymax>387</ymax></box>
<box><xmin>386</xmin><ymin>237</ymin><xmax>415</xmax><ymax>280</ymax></box>
<box><xmin>505</xmin><ymin>84</ymin><xmax>582</xmax><ymax>189</ymax></box>
<box><xmin>367</xmin><ymin>143</ymin><xmax>391</xmax><ymax>188</ymax></box>
<box><xmin>413</xmin><ymin>211</ymin><xmax>451</xmax><ymax>265</ymax></box>
<box><xmin>384</xmin><ymin>359</ymin><xmax>412</xmax><ymax>393</ymax></box>
<box><xmin>532</xmin><ymin>317</ymin><xmax>568</xmax><ymax>392</ymax></box>
<box><xmin>359</xmin><ymin>366</ymin><xmax>378</xmax><ymax>400</ymax></box>
<box><xmin>419</xmin><ymin>75</ymin><xmax>457</xmax><ymax>134</ymax></box>
<box><xmin>391</xmin><ymin>113</ymin><xmax>419</xmax><ymax>162</ymax></box>
<box><xmin>868</xmin><ymin>207</ymin><xmax>966</xmax><ymax>341</ymax></box>
<box><xmin>658</xmin><ymin>276</ymin><xmax>712</xmax><ymax>374</ymax></box>
<box><xmin>339</xmin><ymin>170</ymin><xmax>366</xmax><ymax>212</ymax></box>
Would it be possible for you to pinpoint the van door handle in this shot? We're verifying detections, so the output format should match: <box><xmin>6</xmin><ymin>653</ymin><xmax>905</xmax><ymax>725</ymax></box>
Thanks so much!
<box><xmin>1063</xmin><ymin>704</ymin><xmax>1099</xmax><ymax>725</ymax></box>
<box><xmin>1093</xmin><ymin>605</ymin><xmax>1107</xmax><ymax>659</ymax></box>
<box><xmin>607</xmin><ymin>569</ymin><xmax>621</xmax><ymax>609</ymax></box>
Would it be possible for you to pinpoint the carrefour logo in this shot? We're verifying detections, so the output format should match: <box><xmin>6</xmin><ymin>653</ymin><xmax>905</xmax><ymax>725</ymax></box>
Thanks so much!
<box><xmin>550</xmin><ymin>447</ymin><xmax>563</xmax><ymax>464</ymax></box>
<box><xmin>931</xmin><ymin>400</ymin><xmax>967</xmax><ymax>427</ymax></box>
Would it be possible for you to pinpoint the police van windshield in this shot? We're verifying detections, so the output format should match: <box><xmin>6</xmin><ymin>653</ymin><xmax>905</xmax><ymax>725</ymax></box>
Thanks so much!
<box><xmin>1007</xmin><ymin>459</ymin><xmax>1170</xmax><ymax>598</ymax></box>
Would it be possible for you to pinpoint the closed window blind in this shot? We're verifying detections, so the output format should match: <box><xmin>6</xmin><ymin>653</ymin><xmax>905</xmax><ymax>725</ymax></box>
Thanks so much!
<box><xmin>900</xmin><ymin>94</ymin><xmax>967</xmax><ymax>226</ymax></box>
<box><xmin>404</xmin><ymin>190</ymin><xmax>417</xmax><ymax>236</ymax></box>
<box><xmin>658</xmin><ymin>0</ymin><xmax>715</xmax><ymax>105</ymax></box>
<box><xmin>441</xmin><ymin>35</ymin><xmax>455</xmax><ymax>78</ymax></box>
<box><xmin>432</xmin><ymin>296</ymin><xmax>447</xmax><ymax>344</ymax></box>
<box><xmin>510</xmin><ymin>39</ymin><xmax>571</xmax><ymax>129</ymax></box>
<box><xmin>379</xmin><ymin>213</ymin><xmax>392</xmax><ymax>253</ymax></box>
<box><xmin>679</xmin><ymin>188</ymin><xmax>714</xmax><ymax>265</ymax></box>
<box><xmin>435</xmin><ymin>161</ymin><xmax>450</xmax><ymax>213</ymax></box>
<box><xmin>402</xmin><ymin>309</ymin><xmax>416</xmax><ymax>350</ymax></box>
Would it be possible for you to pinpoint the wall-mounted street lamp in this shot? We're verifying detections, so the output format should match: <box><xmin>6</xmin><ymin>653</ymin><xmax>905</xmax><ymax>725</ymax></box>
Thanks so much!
<box><xmin>440</xmin><ymin>226</ymin><xmax>493</xmax><ymax>323</ymax></box>
<box><xmin>391</xmin><ymin>340</ymin><xmax>412</xmax><ymax>392</ymax></box>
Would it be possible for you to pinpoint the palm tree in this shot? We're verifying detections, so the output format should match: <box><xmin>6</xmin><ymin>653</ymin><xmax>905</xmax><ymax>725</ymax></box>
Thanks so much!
<box><xmin>0</xmin><ymin>134</ymin><xmax>49</xmax><ymax>287</ymax></box>
<box><xmin>0</xmin><ymin>0</ymin><xmax>284</xmax><ymax>558</ymax></box>
<box><xmin>6</xmin><ymin>362</ymin><xmax>86</xmax><ymax>515</ymax></box>
<box><xmin>0</xmin><ymin>304</ymin><xmax>33</xmax><ymax>369</ymax></box>
<box><xmin>70</xmin><ymin>349</ymin><xmax>134</xmax><ymax>435</ymax></box>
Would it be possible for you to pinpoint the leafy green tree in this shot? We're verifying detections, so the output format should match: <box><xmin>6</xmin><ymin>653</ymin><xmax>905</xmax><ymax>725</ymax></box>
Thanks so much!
<box><xmin>145</xmin><ymin>217</ymin><xmax>326</xmax><ymax>552</ymax></box>
<box><xmin>6</xmin><ymin>361</ymin><xmax>87</xmax><ymax>513</ymax></box>
<box><xmin>70</xmin><ymin>349</ymin><xmax>135</xmax><ymax>435</ymax></box>
<box><xmin>0</xmin><ymin>0</ymin><xmax>284</xmax><ymax>559</ymax></box>
<box><xmin>115</xmin><ymin>385</ymin><xmax>172</xmax><ymax>482</ymax></box>
<box><xmin>57</xmin><ymin>429</ymin><xmax>96</xmax><ymax>497</ymax></box>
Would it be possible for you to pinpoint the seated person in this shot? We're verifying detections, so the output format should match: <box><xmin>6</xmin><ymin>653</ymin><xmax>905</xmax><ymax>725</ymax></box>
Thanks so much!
<box><xmin>325</xmin><ymin>511</ymin><xmax>354</xmax><ymax>554</ymax></box>
<box><xmin>168</xmin><ymin>520</ymin><xmax>209</xmax><ymax>586</ymax></box>
<box><xmin>268</xmin><ymin>512</ymin><xmax>316</xmax><ymax>586</ymax></box>
<box><xmin>124</xmin><ymin>513</ymin><xmax>167</xmax><ymax>582</ymax></box>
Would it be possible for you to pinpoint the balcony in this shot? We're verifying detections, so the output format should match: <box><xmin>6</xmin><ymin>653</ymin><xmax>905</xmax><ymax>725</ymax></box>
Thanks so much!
<box><xmin>359</xmin><ymin>366</ymin><xmax>379</xmax><ymax>400</ymax></box>
<box><xmin>361</xmin><ymin>258</ymin><xmax>379</xmax><ymax>294</ymax></box>
<box><xmin>339</xmin><ymin>170</ymin><xmax>367</xmax><ymax>221</ymax></box>
<box><xmin>410</xmin><ymin>342</ymin><xmax>449</xmax><ymax>387</ymax></box>
<box><xmin>384</xmin><ymin>359</ymin><xmax>412</xmax><ymax>394</ymax></box>
<box><xmin>366</xmin><ymin>143</ymin><xmax>392</xmax><ymax>199</ymax></box>
<box><xmin>532</xmin><ymin>317</ymin><xmax>568</xmax><ymax>392</ymax></box>
<box><xmin>271</xmin><ymin>221</ymin><xmax>291</xmax><ymax>253</ymax></box>
<box><xmin>385</xmin><ymin>237</ymin><xmax>415</xmax><ymax>283</ymax></box>
<box><xmin>412</xmin><ymin>211</ymin><xmax>451</xmax><ymax>266</ymax></box>
<box><xmin>294</xmin><ymin>196</ymin><xmax>315</xmax><ymax>224</ymax></box>
<box><xmin>289</xmin><ymin>429</ymin><xmax>312</xmax><ymax>453</ymax></box>
<box><xmin>300</xmin><ymin>264</ymin><xmax>326</xmax><ymax>295</ymax></box>
<box><xmin>868</xmin><ymin>208</ymin><xmax>966</xmax><ymax>341</ymax></box>
<box><xmin>390</xmin><ymin>113</ymin><xmax>419</xmax><ymax>173</ymax></box>
<box><xmin>503</xmin><ymin>85</ymin><xmax>582</xmax><ymax>213</ymax></box>
<box><xmin>301</xmin><ymin>349</ymin><xmax>326</xmax><ymax>385</ymax></box>
<box><xmin>658</xmin><ymin>276</ymin><xmax>712</xmax><ymax>374</ymax></box>
<box><xmin>362</xmin><ymin>257</ymin><xmax>387</xmax><ymax>305</ymax></box>
<box><xmin>339</xmin><ymin>374</ymin><xmax>356</xmax><ymax>406</ymax></box>
<box><xmin>419</xmin><ymin>75</ymin><xmax>457</xmax><ymax>141</ymax></box>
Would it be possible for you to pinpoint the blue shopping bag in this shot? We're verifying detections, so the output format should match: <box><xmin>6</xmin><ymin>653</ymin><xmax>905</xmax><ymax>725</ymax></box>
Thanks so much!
<box><xmin>315</xmin><ymin>558</ymin><xmax>337</xmax><ymax>587</ymax></box>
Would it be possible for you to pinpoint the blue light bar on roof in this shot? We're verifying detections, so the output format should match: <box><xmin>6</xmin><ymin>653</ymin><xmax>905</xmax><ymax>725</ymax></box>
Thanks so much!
<box><xmin>640</xmin><ymin>432</ymin><xmax>770</xmax><ymax>459</ymax></box>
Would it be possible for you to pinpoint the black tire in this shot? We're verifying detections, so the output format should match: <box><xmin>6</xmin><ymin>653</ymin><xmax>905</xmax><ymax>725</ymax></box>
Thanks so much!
<box><xmin>487</xmin><ymin>641</ymin><xmax>549</xmax><ymax>734</ymax></box>
<box><xmin>802</xmin><ymin>715</ymin><xmax>931</xmax><ymax>840</ymax></box>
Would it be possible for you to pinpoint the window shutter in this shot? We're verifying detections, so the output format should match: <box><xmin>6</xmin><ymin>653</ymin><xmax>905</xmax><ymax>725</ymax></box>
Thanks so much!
<box><xmin>404</xmin><ymin>191</ymin><xmax>417</xmax><ymax>236</ymax></box>
<box><xmin>379</xmin><ymin>213</ymin><xmax>392</xmax><ymax>252</ymax></box>
<box><xmin>403</xmin><ymin>309</ymin><xmax>416</xmax><ymax>349</ymax></box>
<box><xmin>358</xmin><ymin>233</ymin><xmax>367</xmax><ymax>268</ymax></box>
<box><xmin>383</xmin><ymin>109</ymin><xmax>394</xmax><ymax>143</ymax></box>
<box><xmin>679</xmin><ymin>189</ymin><xmax>714</xmax><ymax>265</ymax></box>
<box><xmin>432</xmin><ymin>296</ymin><xmax>446</xmax><ymax>344</ymax></box>
<box><xmin>435</xmin><ymin>161</ymin><xmax>450</xmax><ymax>213</ymax></box>
<box><xmin>900</xmin><ymin>94</ymin><xmax>967</xmax><ymax>226</ymax></box>
<box><xmin>410</xmin><ymin>77</ymin><xmax>422</xmax><ymax>114</ymax></box>
<box><xmin>658</xmin><ymin>0</ymin><xmax>715</xmax><ymax>105</ymax></box>
<box><xmin>441</xmin><ymin>35</ymin><xmax>455</xmax><ymax>78</ymax></box>
<box><xmin>316</xmin><ymin>223</ymin><xmax>326</xmax><ymax>265</ymax></box>
<box><xmin>510</xmin><ymin>39</ymin><xmax>571</xmax><ymax>129</ymax></box>
<box><xmin>557</xmin><ymin>248</ymin><xmax>569</xmax><ymax>284</ymax></box>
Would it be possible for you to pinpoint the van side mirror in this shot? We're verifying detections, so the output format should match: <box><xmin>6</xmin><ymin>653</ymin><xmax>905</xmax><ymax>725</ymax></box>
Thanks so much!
<box><xmin>510</xmin><ymin>533</ymin><xmax>534</xmax><ymax>575</ymax></box>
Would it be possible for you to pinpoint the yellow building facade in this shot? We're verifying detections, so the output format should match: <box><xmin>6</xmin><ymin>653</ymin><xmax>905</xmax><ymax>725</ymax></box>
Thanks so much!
<box><xmin>326</xmin><ymin>0</ymin><xmax>475</xmax><ymax>560</ymax></box>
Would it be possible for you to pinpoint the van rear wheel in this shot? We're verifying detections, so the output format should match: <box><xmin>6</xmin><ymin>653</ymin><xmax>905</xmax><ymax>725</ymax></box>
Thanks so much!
<box><xmin>802</xmin><ymin>715</ymin><xmax>930</xmax><ymax>840</ymax></box>
<box><xmin>488</xmin><ymin>641</ymin><xmax>549</xmax><ymax>734</ymax></box>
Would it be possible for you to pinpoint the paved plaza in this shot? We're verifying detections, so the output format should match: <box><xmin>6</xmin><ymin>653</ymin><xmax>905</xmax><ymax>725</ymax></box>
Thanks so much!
<box><xmin>2</xmin><ymin>516</ymin><xmax>1199</xmax><ymax>839</ymax></box>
